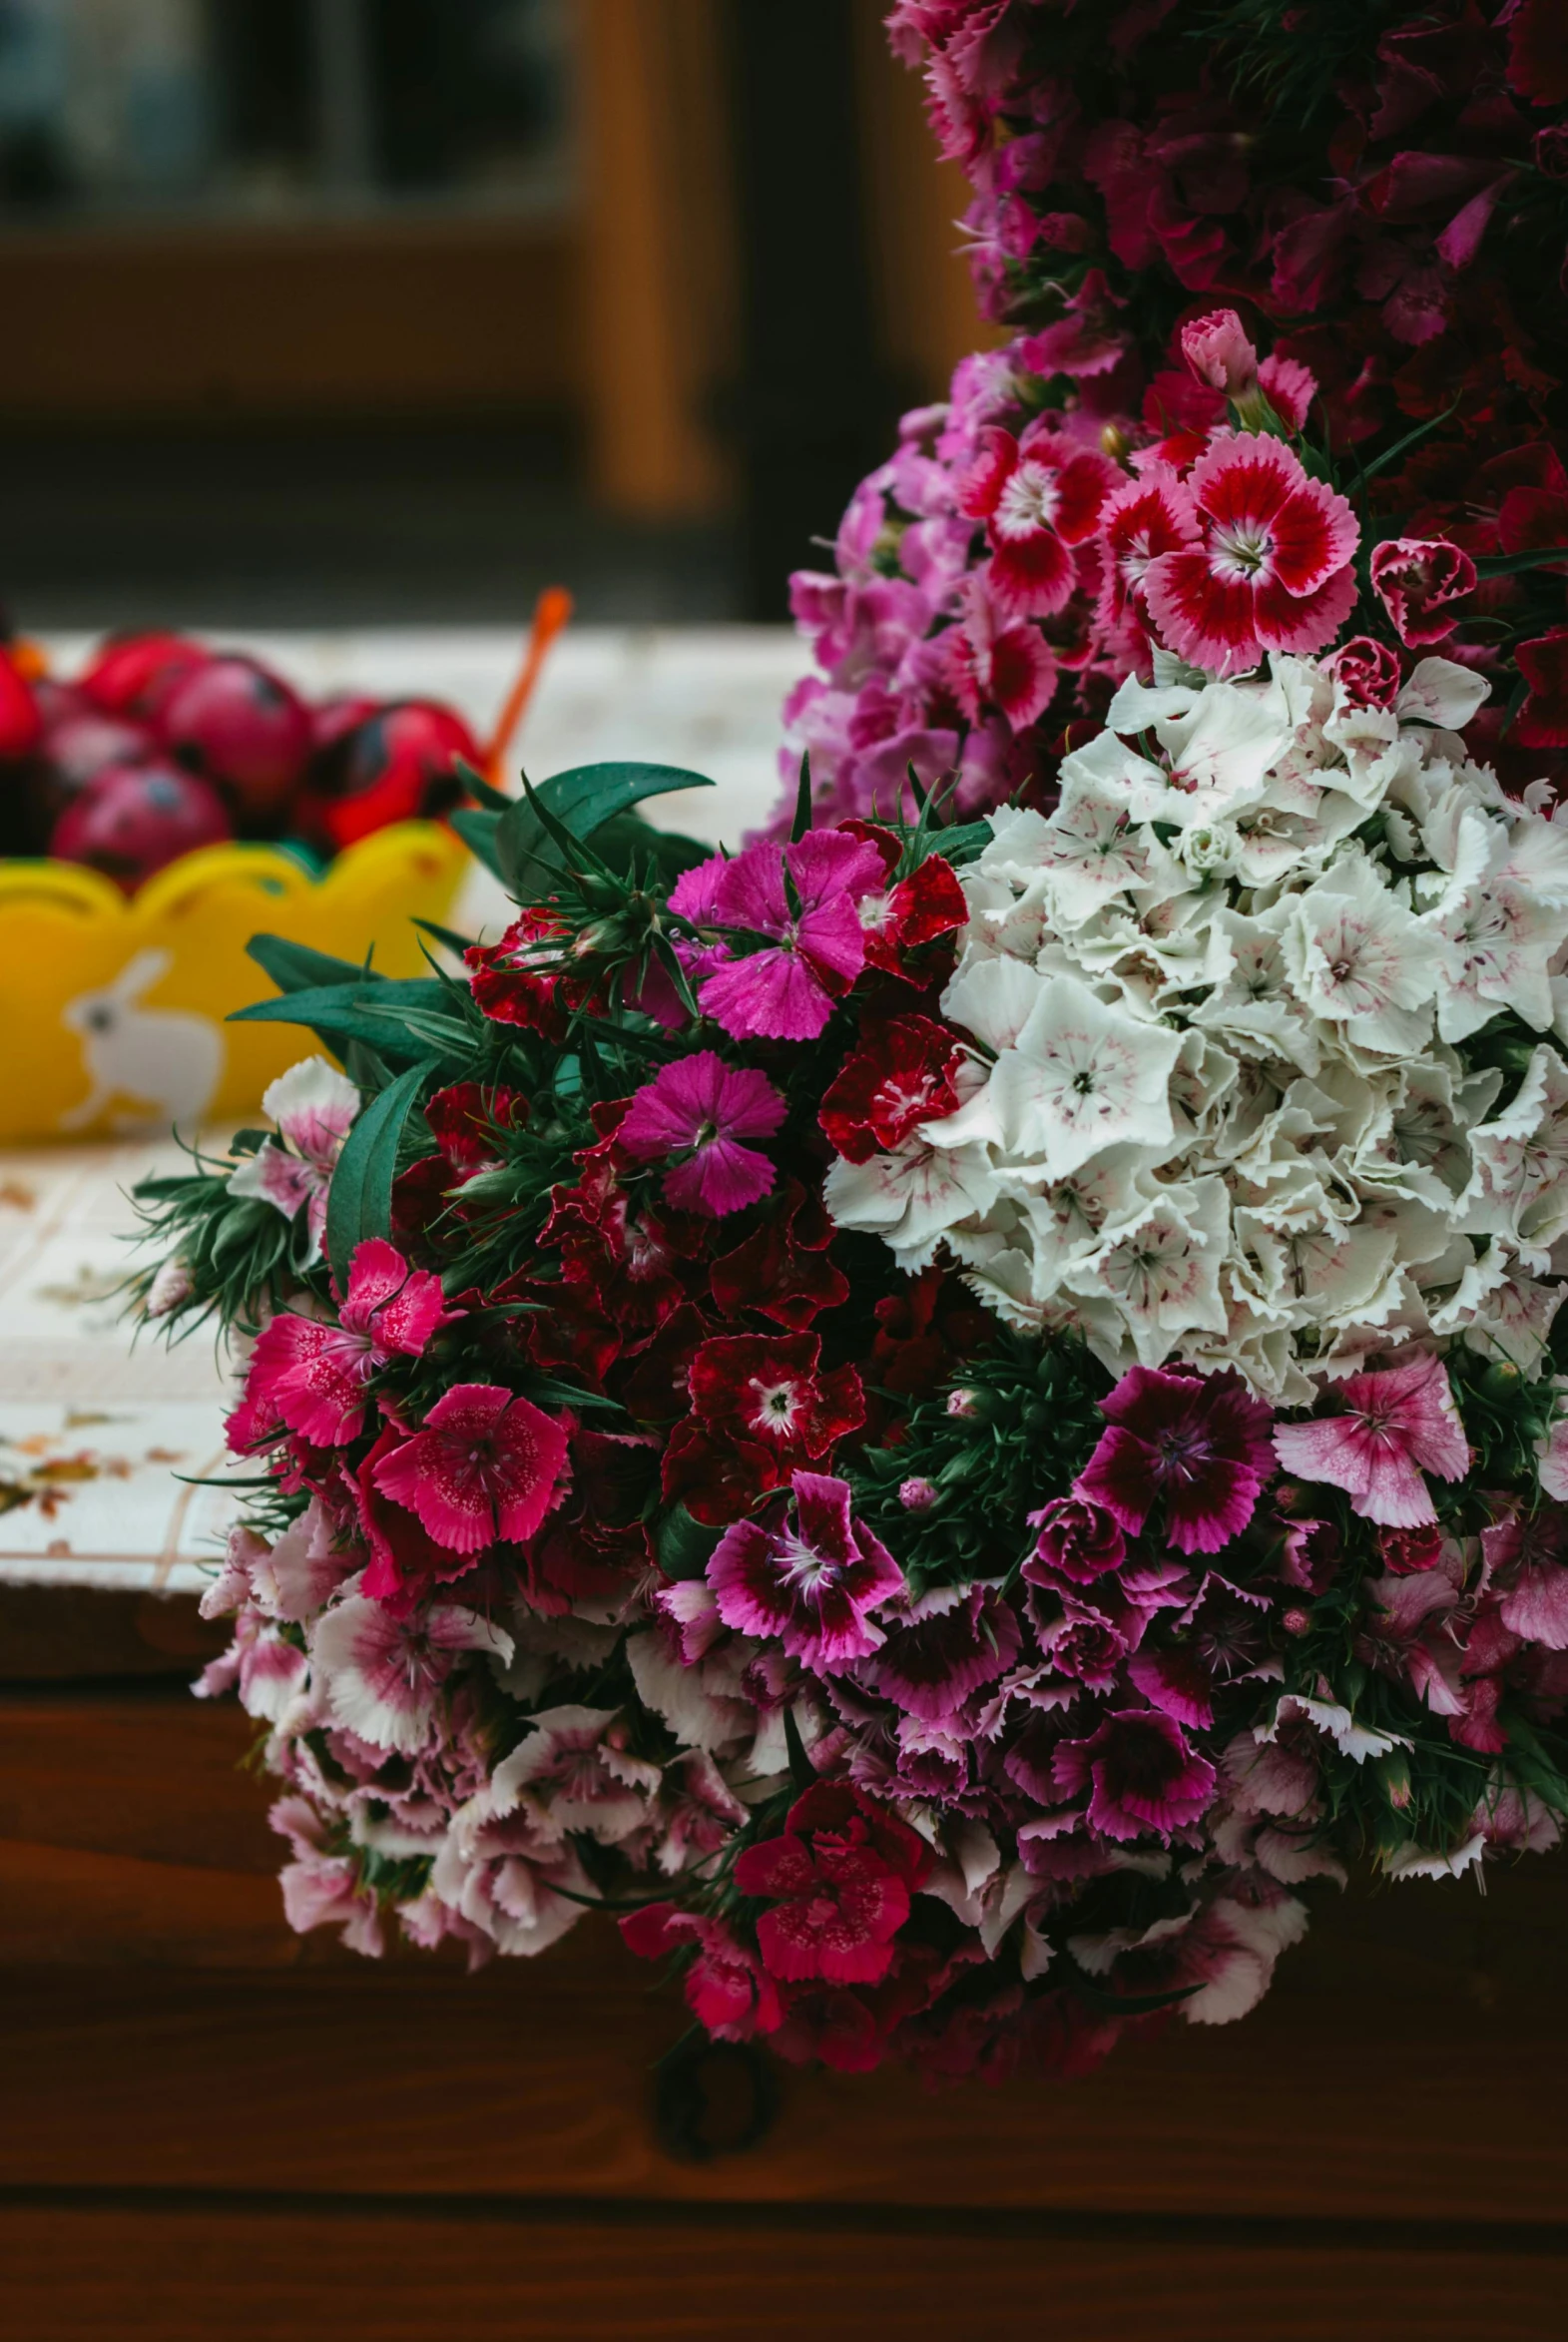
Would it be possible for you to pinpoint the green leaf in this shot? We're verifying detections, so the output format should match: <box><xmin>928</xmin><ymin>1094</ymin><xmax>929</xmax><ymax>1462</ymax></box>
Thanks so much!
<box><xmin>449</xmin><ymin>806</ymin><xmax>503</xmax><ymax>877</ymax></box>
<box><xmin>782</xmin><ymin>1704</ymin><xmax>816</xmax><ymax>1793</ymax></box>
<box><xmin>246</xmin><ymin>934</ymin><xmax>372</xmax><ymax>995</ymax></box>
<box><xmin>589</xmin><ymin>814</ymin><xmax>711</xmax><ymax>883</ymax></box>
<box><xmin>451</xmin><ymin>757</ymin><xmax>513</xmax><ymax>813</ymax></box>
<box><xmin>790</xmin><ymin>751</ymin><xmax>812</xmax><ymax>843</ymax></box>
<box><xmin>1474</xmin><ymin>546</ymin><xmax>1568</xmax><ymax>578</ymax></box>
<box><xmin>655</xmin><ymin>1503</ymin><xmax>722</xmax><ymax>1581</ymax></box>
<box><xmin>324</xmin><ymin>1059</ymin><xmax>436</xmax><ymax>1285</ymax></box>
<box><xmin>230</xmin><ymin>977</ymin><xmax>448</xmax><ymax>1063</ymax></box>
<box><xmin>497</xmin><ymin>761</ymin><xmax>714</xmax><ymax>896</ymax></box>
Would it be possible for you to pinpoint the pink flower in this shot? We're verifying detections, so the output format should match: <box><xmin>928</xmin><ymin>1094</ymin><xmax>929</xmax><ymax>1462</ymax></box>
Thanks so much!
<box><xmin>1095</xmin><ymin>463</ymin><xmax>1202</xmax><ymax>642</ymax></box>
<box><xmin>232</xmin><ymin>1237</ymin><xmax>448</xmax><ymax>1451</ymax></box>
<box><xmin>1368</xmin><ymin>538</ymin><xmax>1476</xmax><ymax>647</ymax></box>
<box><xmin>618</xmin><ymin>1051</ymin><xmax>785</xmax><ymax>1217</ymax></box>
<box><xmin>1052</xmin><ymin>1708</ymin><xmax>1218</xmax><ymax>1842</ymax></box>
<box><xmin>957</xmin><ymin>421</ymin><xmax>1120</xmax><ymax>618</ymax></box>
<box><xmin>271</xmin><ymin>1795</ymin><xmax>384</xmax><ymax>1956</ymax></box>
<box><xmin>1143</xmin><ymin>433</ymin><xmax>1359</xmax><ymax>671</ymax></box>
<box><xmin>372</xmin><ymin>1382</ymin><xmax>570</xmax><ymax>1554</ymax></box>
<box><xmin>732</xmin><ymin>1781</ymin><xmax>932</xmax><ymax>1987</ymax></box>
<box><xmin>1272</xmin><ymin>1353</ymin><xmax>1470</xmax><ymax>1528</ymax></box>
<box><xmin>227</xmin><ymin>1055</ymin><xmax>359</xmax><ymax>1257</ymax></box>
<box><xmin>948</xmin><ymin>574</ymin><xmax>1058</xmax><ymax>727</ymax></box>
<box><xmin>708</xmin><ymin>1469</ymin><xmax>905</xmax><ymax>1672</ymax></box>
<box><xmin>621</xmin><ymin>1902</ymin><xmax>784</xmax><ymax>2040</ymax></box>
<box><xmin>673</xmin><ymin>831</ymin><xmax>887</xmax><ymax>1042</ymax></box>
<box><xmin>492</xmin><ymin>1703</ymin><xmax>662</xmax><ymax>1844</ymax></box>
<box><xmin>1074</xmin><ymin>1367</ymin><xmax>1275</xmax><ymax>1556</ymax></box>
<box><xmin>1181</xmin><ymin>308</ymin><xmax>1260</xmax><ymax>401</ymax></box>
<box><xmin>857</xmin><ymin>1581</ymin><xmax>1021</xmax><ymax>1719</ymax></box>
<box><xmin>308</xmin><ymin>1592</ymin><xmax>514</xmax><ymax>1754</ymax></box>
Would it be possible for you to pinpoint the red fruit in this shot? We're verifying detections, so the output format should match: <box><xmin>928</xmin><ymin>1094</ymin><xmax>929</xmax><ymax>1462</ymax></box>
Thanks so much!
<box><xmin>50</xmin><ymin>760</ymin><xmax>232</xmax><ymax>891</ymax></box>
<box><xmin>45</xmin><ymin>707</ymin><xmax>156</xmax><ymax>790</ymax></box>
<box><xmin>295</xmin><ymin>700</ymin><xmax>478</xmax><ymax>852</ymax></box>
<box><xmin>310</xmin><ymin>694</ymin><xmax>380</xmax><ymax>758</ymax></box>
<box><xmin>161</xmin><ymin>656</ymin><xmax>312</xmax><ymax>828</ymax></box>
<box><xmin>80</xmin><ymin>632</ymin><xmax>210</xmax><ymax>723</ymax></box>
<box><xmin>0</xmin><ymin>647</ymin><xmax>42</xmax><ymax>761</ymax></box>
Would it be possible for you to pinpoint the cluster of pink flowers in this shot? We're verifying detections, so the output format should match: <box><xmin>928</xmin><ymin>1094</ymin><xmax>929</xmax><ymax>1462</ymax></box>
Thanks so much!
<box><xmin>777</xmin><ymin>1</ymin><xmax>1568</xmax><ymax>832</ymax></box>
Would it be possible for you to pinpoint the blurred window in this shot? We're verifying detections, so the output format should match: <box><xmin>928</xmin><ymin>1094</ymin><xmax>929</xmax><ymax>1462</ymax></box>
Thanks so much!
<box><xmin>0</xmin><ymin>0</ymin><xmax>571</xmax><ymax>224</ymax></box>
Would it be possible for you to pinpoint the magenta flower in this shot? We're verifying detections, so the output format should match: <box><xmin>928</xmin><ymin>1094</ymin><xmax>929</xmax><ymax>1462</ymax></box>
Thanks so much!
<box><xmin>235</xmin><ymin>1237</ymin><xmax>448</xmax><ymax>1450</ymax></box>
<box><xmin>618</xmin><ymin>1050</ymin><xmax>785</xmax><ymax>1217</ymax></box>
<box><xmin>732</xmin><ymin>1781</ymin><xmax>931</xmax><ymax>1987</ymax></box>
<box><xmin>948</xmin><ymin>572</ymin><xmax>1058</xmax><ymax>728</ymax></box>
<box><xmin>957</xmin><ymin>420</ymin><xmax>1119</xmax><ymax>618</ymax></box>
<box><xmin>1074</xmin><ymin>1367</ymin><xmax>1275</xmax><ymax>1556</ymax></box>
<box><xmin>1143</xmin><ymin>433</ymin><xmax>1358</xmax><ymax>671</ymax></box>
<box><xmin>1273</xmin><ymin>1353</ymin><xmax>1470</xmax><ymax>1528</ymax></box>
<box><xmin>1180</xmin><ymin>308</ymin><xmax>1261</xmax><ymax>401</ymax></box>
<box><xmin>671</xmin><ymin>831</ymin><xmax>886</xmax><ymax>1041</ymax></box>
<box><xmin>1052</xmin><ymin>1708</ymin><xmax>1218</xmax><ymax>1842</ymax></box>
<box><xmin>1025</xmin><ymin>1494</ymin><xmax>1127</xmax><ymax>1587</ymax></box>
<box><xmin>621</xmin><ymin>1902</ymin><xmax>783</xmax><ymax>2040</ymax></box>
<box><xmin>708</xmin><ymin>1469</ymin><xmax>904</xmax><ymax>1672</ymax></box>
<box><xmin>372</xmin><ymin>1382</ymin><xmax>570</xmax><ymax>1554</ymax></box>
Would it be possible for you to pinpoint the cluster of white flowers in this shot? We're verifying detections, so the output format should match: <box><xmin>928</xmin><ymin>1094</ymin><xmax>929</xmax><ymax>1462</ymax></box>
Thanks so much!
<box><xmin>826</xmin><ymin>652</ymin><xmax>1568</xmax><ymax>1404</ymax></box>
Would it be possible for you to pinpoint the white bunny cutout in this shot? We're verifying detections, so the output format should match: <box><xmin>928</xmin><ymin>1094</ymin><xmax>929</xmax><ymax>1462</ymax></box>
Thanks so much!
<box><xmin>60</xmin><ymin>947</ymin><xmax>225</xmax><ymax>1134</ymax></box>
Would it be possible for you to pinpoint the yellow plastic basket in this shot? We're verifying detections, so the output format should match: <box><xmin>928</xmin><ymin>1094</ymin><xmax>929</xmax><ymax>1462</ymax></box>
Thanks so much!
<box><xmin>0</xmin><ymin>820</ymin><xmax>467</xmax><ymax>1143</ymax></box>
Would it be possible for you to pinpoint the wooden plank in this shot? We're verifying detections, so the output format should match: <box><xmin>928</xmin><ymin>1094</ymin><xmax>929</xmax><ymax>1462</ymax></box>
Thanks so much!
<box><xmin>0</xmin><ymin>1588</ymin><xmax>227</xmax><ymax>1685</ymax></box>
<box><xmin>1</xmin><ymin>2205</ymin><xmax>1559</xmax><ymax>2342</ymax></box>
<box><xmin>5</xmin><ymin>1687</ymin><xmax>1567</xmax><ymax>2222</ymax></box>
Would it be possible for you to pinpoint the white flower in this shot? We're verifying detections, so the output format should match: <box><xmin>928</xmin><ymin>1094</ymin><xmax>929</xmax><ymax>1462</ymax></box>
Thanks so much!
<box><xmin>926</xmin><ymin>971</ymin><xmax>1182</xmax><ymax>1180</ymax></box>
<box><xmin>1283</xmin><ymin>854</ymin><xmax>1439</xmax><ymax>1058</ymax></box>
<box><xmin>823</xmin><ymin>1139</ymin><xmax>999</xmax><ymax>1271</ymax></box>
<box><xmin>1062</xmin><ymin>1175</ymin><xmax>1230</xmax><ymax>1368</ymax></box>
<box><xmin>1395</xmin><ymin>656</ymin><xmax>1490</xmax><ymax>732</ymax></box>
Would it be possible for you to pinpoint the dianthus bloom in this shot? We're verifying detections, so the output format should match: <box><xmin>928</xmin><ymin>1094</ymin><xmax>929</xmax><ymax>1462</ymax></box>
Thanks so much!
<box><xmin>1369</xmin><ymin>539</ymin><xmax>1477</xmax><ymax>649</ymax></box>
<box><xmin>733</xmin><ymin>1781</ymin><xmax>932</xmax><ymax>1986</ymax></box>
<box><xmin>672</xmin><ymin>830</ymin><xmax>886</xmax><ymax>1041</ymax></box>
<box><xmin>372</xmin><ymin>1382</ymin><xmax>569</xmax><ymax>1553</ymax></box>
<box><xmin>1144</xmin><ymin>435</ymin><xmax>1359</xmax><ymax>672</ymax></box>
<box><xmin>227</xmin><ymin>1054</ymin><xmax>358</xmax><ymax>1255</ymax></box>
<box><xmin>1075</xmin><ymin>1367</ymin><xmax>1275</xmax><ymax>1556</ymax></box>
<box><xmin>1273</xmin><ymin>1353</ymin><xmax>1470</xmax><ymax>1528</ymax></box>
<box><xmin>708</xmin><ymin>1469</ymin><xmax>904</xmax><ymax>1670</ymax></box>
<box><xmin>232</xmin><ymin>1238</ymin><xmax>447</xmax><ymax>1450</ymax></box>
<box><xmin>618</xmin><ymin>1051</ymin><xmax>785</xmax><ymax>1217</ymax></box>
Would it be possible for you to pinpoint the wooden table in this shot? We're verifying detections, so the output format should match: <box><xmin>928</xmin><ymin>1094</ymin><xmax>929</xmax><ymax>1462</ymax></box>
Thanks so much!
<box><xmin>4</xmin><ymin>1579</ymin><xmax>1566</xmax><ymax>2340</ymax></box>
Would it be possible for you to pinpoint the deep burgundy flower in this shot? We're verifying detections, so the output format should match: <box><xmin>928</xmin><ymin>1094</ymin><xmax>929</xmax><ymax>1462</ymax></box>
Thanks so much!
<box><xmin>661</xmin><ymin>1332</ymin><xmax>866</xmax><ymax>1525</ymax></box>
<box><xmin>1052</xmin><ymin>1708</ymin><xmax>1218</xmax><ymax>1842</ymax></box>
<box><xmin>1327</xmin><ymin>636</ymin><xmax>1402</xmax><ymax>711</ymax></box>
<box><xmin>818</xmin><ymin>1014</ymin><xmax>961</xmax><ymax>1164</ymax></box>
<box><xmin>708</xmin><ymin>1470</ymin><xmax>904</xmax><ymax>1671</ymax></box>
<box><xmin>1514</xmin><ymin>630</ymin><xmax>1568</xmax><ymax>749</ymax></box>
<box><xmin>733</xmin><ymin>1781</ymin><xmax>931</xmax><ymax>1987</ymax></box>
<box><xmin>710</xmin><ymin>1178</ymin><xmax>849</xmax><ymax>1330</ymax></box>
<box><xmin>1504</xmin><ymin>0</ymin><xmax>1568</xmax><ymax>106</ymax></box>
<box><xmin>1025</xmin><ymin>1495</ymin><xmax>1127</xmax><ymax>1588</ymax></box>
<box><xmin>1368</xmin><ymin>537</ymin><xmax>1476</xmax><ymax>648</ymax></box>
<box><xmin>465</xmin><ymin>907</ymin><xmax>604</xmax><ymax>1038</ymax></box>
<box><xmin>856</xmin><ymin>1582</ymin><xmax>1021</xmax><ymax>1720</ymax></box>
<box><xmin>1075</xmin><ymin>1367</ymin><xmax>1275</xmax><ymax>1556</ymax></box>
<box><xmin>853</xmin><ymin>848</ymin><xmax>969</xmax><ymax>980</ymax></box>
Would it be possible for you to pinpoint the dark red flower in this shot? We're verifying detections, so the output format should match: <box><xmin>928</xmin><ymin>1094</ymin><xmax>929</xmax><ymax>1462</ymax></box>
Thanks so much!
<box><xmin>733</xmin><ymin>1781</ymin><xmax>931</xmax><ymax>1987</ymax></box>
<box><xmin>710</xmin><ymin>1179</ymin><xmax>849</xmax><ymax>1330</ymax></box>
<box><xmin>1024</xmin><ymin>1495</ymin><xmax>1127</xmax><ymax>1588</ymax></box>
<box><xmin>856</xmin><ymin>1582</ymin><xmax>1021</xmax><ymax>1720</ymax></box>
<box><xmin>465</xmin><ymin>907</ymin><xmax>606</xmax><ymax>1038</ymax></box>
<box><xmin>1368</xmin><ymin>537</ymin><xmax>1476</xmax><ymax>647</ymax></box>
<box><xmin>1504</xmin><ymin>0</ymin><xmax>1568</xmax><ymax>106</ymax></box>
<box><xmin>1375</xmin><ymin>1522</ymin><xmax>1445</xmax><ymax>1577</ymax></box>
<box><xmin>1514</xmin><ymin>629</ymin><xmax>1568</xmax><ymax>749</ymax></box>
<box><xmin>1075</xmin><ymin>1366</ymin><xmax>1274</xmax><ymax>1556</ymax></box>
<box><xmin>1326</xmin><ymin>636</ymin><xmax>1402</xmax><ymax>710</ymax></box>
<box><xmin>857</xmin><ymin>852</ymin><xmax>969</xmax><ymax>980</ymax></box>
<box><xmin>661</xmin><ymin>1332</ymin><xmax>865</xmax><ymax>1524</ymax></box>
<box><xmin>818</xmin><ymin>1015</ymin><xmax>961</xmax><ymax>1164</ymax></box>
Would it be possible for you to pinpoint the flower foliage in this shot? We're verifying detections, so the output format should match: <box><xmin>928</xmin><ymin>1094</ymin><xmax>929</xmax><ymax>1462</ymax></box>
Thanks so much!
<box><xmin>131</xmin><ymin>11</ymin><xmax>1568</xmax><ymax>2089</ymax></box>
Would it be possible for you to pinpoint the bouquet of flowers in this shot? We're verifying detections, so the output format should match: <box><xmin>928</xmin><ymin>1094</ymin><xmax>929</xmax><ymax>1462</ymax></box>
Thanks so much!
<box><xmin>137</xmin><ymin>311</ymin><xmax>1568</xmax><ymax>2084</ymax></box>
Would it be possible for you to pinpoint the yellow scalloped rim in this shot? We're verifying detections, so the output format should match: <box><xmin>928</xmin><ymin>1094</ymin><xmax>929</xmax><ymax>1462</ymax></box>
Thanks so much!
<box><xmin>0</xmin><ymin>822</ymin><xmax>467</xmax><ymax>1143</ymax></box>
